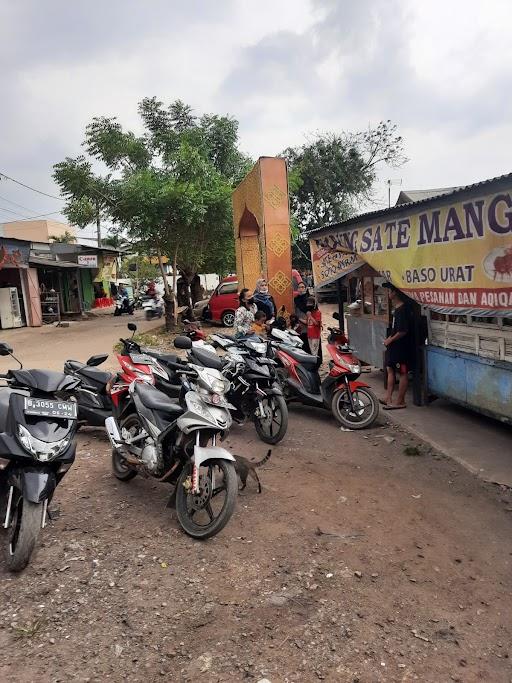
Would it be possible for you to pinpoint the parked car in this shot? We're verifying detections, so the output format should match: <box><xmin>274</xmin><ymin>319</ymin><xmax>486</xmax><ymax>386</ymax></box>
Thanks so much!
<box><xmin>202</xmin><ymin>271</ymin><xmax>304</xmax><ymax>327</ymax></box>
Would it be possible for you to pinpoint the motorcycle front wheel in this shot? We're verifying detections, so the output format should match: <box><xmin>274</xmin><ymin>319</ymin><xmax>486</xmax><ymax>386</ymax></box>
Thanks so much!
<box><xmin>331</xmin><ymin>386</ymin><xmax>379</xmax><ymax>430</ymax></box>
<box><xmin>253</xmin><ymin>394</ymin><xmax>288</xmax><ymax>444</ymax></box>
<box><xmin>4</xmin><ymin>495</ymin><xmax>43</xmax><ymax>572</ymax></box>
<box><xmin>175</xmin><ymin>460</ymin><xmax>237</xmax><ymax>539</ymax></box>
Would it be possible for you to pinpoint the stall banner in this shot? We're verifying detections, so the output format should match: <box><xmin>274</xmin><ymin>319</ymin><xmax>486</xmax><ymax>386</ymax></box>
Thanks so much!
<box><xmin>310</xmin><ymin>187</ymin><xmax>512</xmax><ymax>314</ymax></box>
<box><xmin>78</xmin><ymin>254</ymin><xmax>98</xmax><ymax>267</ymax></box>
<box><xmin>0</xmin><ymin>240</ymin><xmax>30</xmax><ymax>269</ymax></box>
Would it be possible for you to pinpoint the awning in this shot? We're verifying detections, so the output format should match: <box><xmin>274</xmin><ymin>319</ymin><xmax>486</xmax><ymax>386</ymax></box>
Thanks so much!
<box><xmin>29</xmin><ymin>256</ymin><xmax>79</xmax><ymax>269</ymax></box>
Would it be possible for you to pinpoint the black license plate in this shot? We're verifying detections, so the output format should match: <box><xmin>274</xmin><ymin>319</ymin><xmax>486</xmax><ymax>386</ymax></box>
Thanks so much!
<box><xmin>24</xmin><ymin>398</ymin><xmax>77</xmax><ymax>419</ymax></box>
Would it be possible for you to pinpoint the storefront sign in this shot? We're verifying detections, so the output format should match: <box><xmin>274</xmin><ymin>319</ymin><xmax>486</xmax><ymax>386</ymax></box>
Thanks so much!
<box><xmin>310</xmin><ymin>185</ymin><xmax>512</xmax><ymax>314</ymax></box>
<box><xmin>78</xmin><ymin>254</ymin><xmax>98</xmax><ymax>267</ymax></box>
<box><xmin>0</xmin><ymin>240</ymin><xmax>30</xmax><ymax>269</ymax></box>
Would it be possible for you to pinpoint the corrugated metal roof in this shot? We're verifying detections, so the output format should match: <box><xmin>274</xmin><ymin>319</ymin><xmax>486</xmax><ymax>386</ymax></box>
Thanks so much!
<box><xmin>308</xmin><ymin>171</ymin><xmax>512</xmax><ymax>236</ymax></box>
<box><xmin>396</xmin><ymin>187</ymin><xmax>461</xmax><ymax>204</ymax></box>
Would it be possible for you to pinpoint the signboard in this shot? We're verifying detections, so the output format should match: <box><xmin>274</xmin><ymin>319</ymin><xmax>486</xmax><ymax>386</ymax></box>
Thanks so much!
<box><xmin>310</xmin><ymin>185</ymin><xmax>512</xmax><ymax>315</ymax></box>
<box><xmin>0</xmin><ymin>240</ymin><xmax>30</xmax><ymax>269</ymax></box>
<box><xmin>78</xmin><ymin>254</ymin><xmax>98</xmax><ymax>268</ymax></box>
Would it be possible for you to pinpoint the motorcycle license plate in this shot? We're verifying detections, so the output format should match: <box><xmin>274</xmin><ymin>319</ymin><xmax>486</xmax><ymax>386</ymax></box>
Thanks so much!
<box><xmin>24</xmin><ymin>398</ymin><xmax>77</xmax><ymax>419</ymax></box>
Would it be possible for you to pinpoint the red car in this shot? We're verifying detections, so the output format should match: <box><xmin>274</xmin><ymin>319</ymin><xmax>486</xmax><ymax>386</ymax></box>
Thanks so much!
<box><xmin>204</xmin><ymin>271</ymin><xmax>304</xmax><ymax>327</ymax></box>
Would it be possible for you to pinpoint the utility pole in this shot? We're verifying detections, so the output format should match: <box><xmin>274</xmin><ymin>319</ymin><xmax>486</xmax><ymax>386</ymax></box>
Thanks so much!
<box><xmin>95</xmin><ymin>199</ymin><xmax>101</xmax><ymax>247</ymax></box>
<box><xmin>386</xmin><ymin>179</ymin><xmax>402</xmax><ymax>208</ymax></box>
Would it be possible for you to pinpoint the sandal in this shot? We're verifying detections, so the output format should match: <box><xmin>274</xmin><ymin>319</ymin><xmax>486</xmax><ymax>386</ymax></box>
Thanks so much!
<box><xmin>383</xmin><ymin>404</ymin><xmax>407</xmax><ymax>410</ymax></box>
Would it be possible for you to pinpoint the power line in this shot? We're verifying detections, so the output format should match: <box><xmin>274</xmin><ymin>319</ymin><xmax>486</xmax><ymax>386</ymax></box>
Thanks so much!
<box><xmin>0</xmin><ymin>193</ymin><xmax>41</xmax><ymax>215</ymax></box>
<box><xmin>0</xmin><ymin>205</ymin><xmax>27</xmax><ymax>218</ymax></box>
<box><xmin>0</xmin><ymin>172</ymin><xmax>64</xmax><ymax>201</ymax></box>
<box><xmin>0</xmin><ymin>204</ymin><xmax>62</xmax><ymax>221</ymax></box>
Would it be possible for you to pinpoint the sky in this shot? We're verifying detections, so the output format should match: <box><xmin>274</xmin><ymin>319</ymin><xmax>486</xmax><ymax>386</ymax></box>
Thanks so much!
<box><xmin>1</xmin><ymin>0</ymin><xmax>511</xmax><ymax>240</ymax></box>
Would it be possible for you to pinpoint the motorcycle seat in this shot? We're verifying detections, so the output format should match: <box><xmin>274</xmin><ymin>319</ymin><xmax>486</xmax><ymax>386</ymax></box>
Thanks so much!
<box><xmin>146</xmin><ymin>351</ymin><xmax>179</xmax><ymax>365</ymax></box>
<box><xmin>66</xmin><ymin>361</ymin><xmax>112</xmax><ymax>385</ymax></box>
<box><xmin>134</xmin><ymin>382</ymin><xmax>183</xmax><ymax>414</ymax></box>
<box><xmin>279</xmin><ymin>346</ymin><xmax>318</xmax><ymax>366</ymax></box>
<box><xmin>190</xmin><ymin>346</ymin><xmax>224</xmax><ymax>371</ymax></box>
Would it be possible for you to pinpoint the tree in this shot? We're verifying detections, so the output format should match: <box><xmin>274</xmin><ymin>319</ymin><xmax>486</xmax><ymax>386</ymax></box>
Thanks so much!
<box><xmin>53</xmin><ymin>98</ymin><xmax>251</xmax><ymax>328</ymax></box>
<box><xmin>119</xmin><ymin>255</ymin><xmax>159</xmax><ymax>283</ymax></box>
<box><xmin>282</xmin><ymin>121</ymin><xmax>407</xmax><ymax>237</ymax></box>
<box><xmin>50</xmin><ymin>230</ymin><xmax>76</xmax><ymax>244</ymax></box>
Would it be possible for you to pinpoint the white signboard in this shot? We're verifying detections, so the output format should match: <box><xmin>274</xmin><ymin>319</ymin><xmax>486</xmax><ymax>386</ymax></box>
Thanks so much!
<box><xmin>78</xmin><ymin>254</ymin><xmax>98</xmax><ymax>268</ymax></box>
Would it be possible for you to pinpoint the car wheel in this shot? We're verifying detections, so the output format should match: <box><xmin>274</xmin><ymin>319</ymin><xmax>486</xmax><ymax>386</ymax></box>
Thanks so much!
<box><xmin>221</xmin><ymin>310</ymin><xmax>235</xmax><ymax>327</ymax></box>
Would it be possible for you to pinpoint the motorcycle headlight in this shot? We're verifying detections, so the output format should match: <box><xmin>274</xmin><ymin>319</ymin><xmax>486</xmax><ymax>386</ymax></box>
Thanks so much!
<box><xmin>210</xmin><ymin>378</ymin><xmax>226</xmax><ymax>395</ymax></box>
<box><xmin>348</xmin><ymin>363</ymin><xmax>361</xmax><ymax>374</ymax></box>
<box><xmin>17</xmin><ymin>425</ymin><xmax>72</xmax><ymax>462</ymax></box>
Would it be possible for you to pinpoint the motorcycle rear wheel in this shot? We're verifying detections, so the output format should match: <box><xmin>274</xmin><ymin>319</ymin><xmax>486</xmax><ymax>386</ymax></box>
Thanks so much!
<box><xmin>331</xmin><ymin>387</ymin><xmax>379</xmax><ymax>430</ymax></box>
<box><xmin>176</xmin><ymin>460</ymin><xmax>237</xmax><ymax>539</ymax></box>
<box><xmin>5</xmin><ymin>496</ymin><xmax>43</xmax><ymax>572</ymax></box>
<box><xmin>111</xmin><ymin>415</ymin><xmax>139</xmax><ymax>481</ymax></box>
<box><xmin>253</xmin><ymin>395</ymin><xmax>288</xmax><ymax>444</ymax></box>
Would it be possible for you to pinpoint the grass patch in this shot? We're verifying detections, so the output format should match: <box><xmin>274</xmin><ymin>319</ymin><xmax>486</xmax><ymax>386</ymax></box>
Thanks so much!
<box><xmin>403</xmin><ymin>445</ymin><xmax>422</xmax><ymax>457</ymax></box>
<box><xmin>12</xmin><ymin>618</ymin><xmax>44</xmax><ymax>640</ymax></box>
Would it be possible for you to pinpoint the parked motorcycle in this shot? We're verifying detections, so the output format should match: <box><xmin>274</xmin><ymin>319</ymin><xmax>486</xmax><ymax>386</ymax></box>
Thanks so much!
<box><xmin>113</xmin><ymin>294</ymin><xmax>134</xmax><ymax>316</ymax></box>
<box><xmin>142</xmin><ymin>296</ymin><xmax>164</xmax><ymax>321</ymax></box>
<box><xmin>105</xmin><ymin>335</ymin><xmax>238</xmax><ymax>539</ymax></box>
<box><xmin>64</xmin><ymin>354</ymin><xmax>112</xmax><ymax>427</ymax></box>
<box><xmin>272</xmin><ymin>313</ymin><xmax>379</xmax><ymax>429</ymax></box>
<box><xmin>190</xmin><ymin>334</ymin><xmax>288</xmax><ymax>445</ymax></box>
<box><xmin>0</xmin><ymin>342</ymin><xmax>80</xmax><ymax>571</ymax></box>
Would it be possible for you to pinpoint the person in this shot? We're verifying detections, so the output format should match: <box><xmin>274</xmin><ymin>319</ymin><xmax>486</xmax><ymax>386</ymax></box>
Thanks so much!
<box><xmin>253</xmin><ymin>278</ymin><xmax>276</xmax><ymax>322</ymax></box>
<box><xmin>306</xmin><ymin>296</ymin><xmax>322</xmax><ymax>359</ymax></box>
<box><xmin>381</xmin><ymin>283</ymin><xmax>412</xmax><ymax>410</ymax></box>
<box><xmin>289</xmin><ymin>314</ymin><xmax>300</xmax><ymax>331</ymax></box>
<box><xmin>251</xmin><ymin>310</ymin><xmax>267</xmax><ymax>336</ymax></box>
<box><xmin>146</xmin><ymin>281</ymin><xmax>157</xmax><ymax>298</ymax></box>
<box><xmin>110</xmin><ymin>282</ymin><xmax>118</xmax><ymax>298</ymax></box>
<box><xmin>294</xmin><ymin>281</ymin><xmax>310</xmax><ymax>352</ymax></box>
<box><xmin>234</xmin><ymin>288</ymin><xmax>256</xmax><ymax>338</ymax></box>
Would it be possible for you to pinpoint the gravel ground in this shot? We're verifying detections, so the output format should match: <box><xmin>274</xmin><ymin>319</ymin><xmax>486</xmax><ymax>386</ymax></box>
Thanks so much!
<box><xmin>0</xmin><ymin>406</ymin><xmax>511</xmax><ymax>682</ymax></box>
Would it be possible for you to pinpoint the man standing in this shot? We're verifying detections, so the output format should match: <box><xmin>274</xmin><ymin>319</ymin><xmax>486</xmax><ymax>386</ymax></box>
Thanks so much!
<box><xmin>381</xmin><ymin>283</ymin><xmax>411</xmax><ymax>409</ymax></box>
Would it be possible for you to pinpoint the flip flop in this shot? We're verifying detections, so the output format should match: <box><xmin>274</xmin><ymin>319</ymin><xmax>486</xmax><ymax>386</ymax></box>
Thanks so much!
<box><xmin>383</xmin><ymin>404</ymin><xmax>407</xmax><ymax>410</ymax></box>
<box><xmin>379</xmin><ymin>398</ymin><xmax>389</xmax><ymax>406</ymax></box>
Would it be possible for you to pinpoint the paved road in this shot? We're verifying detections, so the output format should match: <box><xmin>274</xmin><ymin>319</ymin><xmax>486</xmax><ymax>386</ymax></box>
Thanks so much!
<box><xmin>0</xmin><ymin>311</ymin><xmax>163</xmax><ymax>372</ymax></box>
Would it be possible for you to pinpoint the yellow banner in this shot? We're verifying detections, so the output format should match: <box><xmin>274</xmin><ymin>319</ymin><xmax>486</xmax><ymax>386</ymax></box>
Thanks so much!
<box><xmin>310</xmin><ymin>186</ymin><xmax>512</xmax><ymax>314</ymax></box>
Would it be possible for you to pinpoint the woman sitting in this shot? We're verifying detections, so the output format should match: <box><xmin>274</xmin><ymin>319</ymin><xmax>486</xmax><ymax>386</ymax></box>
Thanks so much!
<box><xmin>234</xmin><ymin>288</ymin><xmax>256</xmax><ymax>338</ymax></box>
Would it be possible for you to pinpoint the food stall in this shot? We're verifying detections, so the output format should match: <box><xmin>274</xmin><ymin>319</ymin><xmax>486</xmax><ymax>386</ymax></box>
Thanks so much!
<box><xmin>309</xmin><ymin>173</ymin><xmax>512</xmax><ymax>422</ymax></box>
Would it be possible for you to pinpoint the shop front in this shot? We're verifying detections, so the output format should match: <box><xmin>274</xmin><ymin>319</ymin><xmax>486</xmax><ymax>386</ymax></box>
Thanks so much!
<box><xmin>309</xmin><ymin>173</ymin><xmax>512</xmax><ymax>423</ymax></box>
<box><xmin>0</xmin><ymin>238</ymin><xmax>41</xmax><ymax>328</ymax></box>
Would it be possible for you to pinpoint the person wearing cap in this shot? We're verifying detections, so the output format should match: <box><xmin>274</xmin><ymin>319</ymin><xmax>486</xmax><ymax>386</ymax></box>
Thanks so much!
<box><xmin>381</xmin><ymin>283</ymin><xmax>411</xmax><ymax>409</ymax></box>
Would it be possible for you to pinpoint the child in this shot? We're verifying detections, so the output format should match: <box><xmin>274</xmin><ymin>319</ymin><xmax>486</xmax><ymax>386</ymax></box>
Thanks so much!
<box><xmin>251</xmin><ymin>310</ymin><xmax>267</xmax><ymax>337</ymax></box>
<box><xmin>306</xmin><ymin>297</ymin><xmax>322</xmax><ymax>358</ymax></box>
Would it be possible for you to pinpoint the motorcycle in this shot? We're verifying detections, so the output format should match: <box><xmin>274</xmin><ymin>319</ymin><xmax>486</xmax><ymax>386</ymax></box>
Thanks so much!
<box><xmin>64</xmin><ymin>353</ymin><xmax>112</xmax><ymax>427</ymax></box>
<box><xmin>0</xmin><ymin>342</ymin><xmax>80</xmax><ymax>571</ymax></box>
<box><xmin>272</xmin><ymin>313</ymin><xmax>380</xmax><ymax>429</ymax></box>
<box><xmin>189</xmin><ymin>334</ymin><xmax>288</xmax><ymax>445</ymax></box>
<box><xmin>105</xmin><ymin>335</ymin><xmax>238</xmax><ymax>539</ymax></box>
<box><xmin>142</xmin><ymin>296</ymin><xmax>164</xmax><ymax>321</ymax></box>
<box><xmin>113</xmin><ymin>294</ymin><xmax>134</xmax><ymax>317</ymax></box>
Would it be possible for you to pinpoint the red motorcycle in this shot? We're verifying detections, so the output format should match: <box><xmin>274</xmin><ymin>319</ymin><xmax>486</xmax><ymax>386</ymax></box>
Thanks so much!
<box><xmin>273</xmin><ymin>313</ymin><xmax>379</xmax><ymax>429</ymax></box>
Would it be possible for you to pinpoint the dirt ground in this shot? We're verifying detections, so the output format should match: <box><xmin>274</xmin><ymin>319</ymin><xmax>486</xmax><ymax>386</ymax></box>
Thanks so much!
<box><xmin>0</xmin><ymin>316</ymin><xmax>512</xmax><ymax>682</ymax></box>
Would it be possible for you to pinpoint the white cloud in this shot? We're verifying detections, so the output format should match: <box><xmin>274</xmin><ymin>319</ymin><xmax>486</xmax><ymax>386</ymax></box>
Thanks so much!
<box><xmin>0</xmin><ymin>0</ymin><xmax>511</xmax><ymax>230</ymax></box>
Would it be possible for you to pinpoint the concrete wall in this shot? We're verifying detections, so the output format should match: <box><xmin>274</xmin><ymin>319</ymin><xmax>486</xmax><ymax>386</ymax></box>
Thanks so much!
<box><xmin>0</xmin><ymin>220</ymin><xmax>75</xmax><ymax>243</ymax></box>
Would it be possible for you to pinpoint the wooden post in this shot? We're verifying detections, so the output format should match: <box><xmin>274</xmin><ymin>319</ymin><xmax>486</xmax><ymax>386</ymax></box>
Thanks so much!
<box><xmin>336</xmin><ymin>277</ymin><xmax>344</xmax><ymax>332</ymax></box>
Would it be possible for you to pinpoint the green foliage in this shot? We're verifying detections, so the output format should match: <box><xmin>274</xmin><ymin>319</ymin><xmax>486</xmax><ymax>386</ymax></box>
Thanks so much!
<box><xmin>282</xmin><ymin>120</ymin><xmax>407</xmax><ymax>235</ymax></box>
<box><xmin>53</xmin><ymin>98</ymin><xmax>251</xmax><ymax>283</ymax></box>
<box><xmin>119</xmin><ymin>255</ymin><xmax>159</xmax><ymax>281</ymax></box>
<box><xmin>50</xmin><ymin>230</ymin><xmax>76</xmax><ymax>244</ymax></box>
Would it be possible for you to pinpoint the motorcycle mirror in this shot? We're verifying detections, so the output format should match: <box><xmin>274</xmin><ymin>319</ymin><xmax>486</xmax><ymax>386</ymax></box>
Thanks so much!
<box><xmin>174</xmin><ymin>336</ymin><xmax>192</xmax><ymax>350</ymax></box>
<box><xmin>0</xmin><ymin>342</ymin><xmax>13</xmax><ymax>356</ymax></box>
<box><xmin>332</xmin><ymin>311</ymin><xmax>340</xmax><ymax>320</ymax></box>
<box><xmin>127</xmin><ymin>323</ymin><xmax>137</xmax><ymax>335</ymax></box>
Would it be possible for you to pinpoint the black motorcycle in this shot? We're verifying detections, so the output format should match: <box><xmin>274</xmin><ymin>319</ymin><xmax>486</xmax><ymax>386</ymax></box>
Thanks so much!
<box><xmin>189</xmin><ymin>336</ymin><xmax>288</xmax><ymax>445</ymax></box>
<box><xmin>0</xmin><ymin>342</ymin><xmax>80</xmax><ymax>571</ymax></box>
<box><xmin>64</xmin><ymin>354</ymin><xmax>111</xmax><ymax>427</ymax></box>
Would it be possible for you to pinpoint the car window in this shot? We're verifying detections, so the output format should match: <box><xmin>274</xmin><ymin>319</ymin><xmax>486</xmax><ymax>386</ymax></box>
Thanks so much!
<box><xmin>218</xmin><ymin>282</ymin><xmax>238</xmax><ymax>295</ymax></box>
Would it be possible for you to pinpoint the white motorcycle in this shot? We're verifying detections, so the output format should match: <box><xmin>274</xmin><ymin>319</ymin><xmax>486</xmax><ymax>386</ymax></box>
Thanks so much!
<box><xmin>105</xmin><ymin>335</ymin><xmax>238</xmax><ymax>539</ymax></box>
